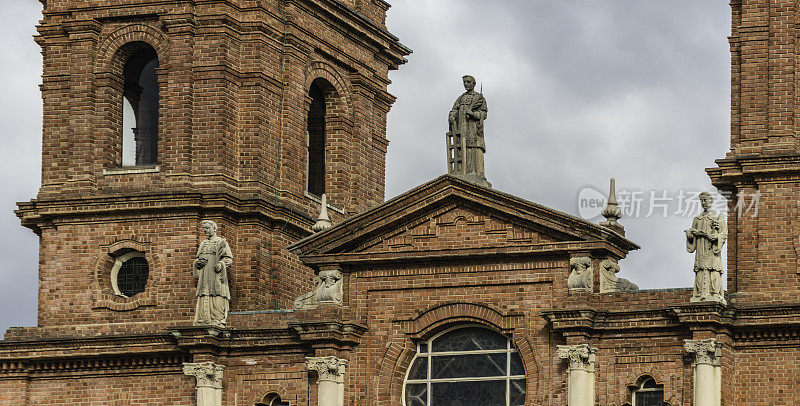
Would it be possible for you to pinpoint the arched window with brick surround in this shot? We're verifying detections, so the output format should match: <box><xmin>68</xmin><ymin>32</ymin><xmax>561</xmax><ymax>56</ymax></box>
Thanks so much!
<box><xmin>307</xmin><ymin>78</ymin><xmax>327</xmax><ymax>196</ymax></box>
<box><xmin>403</xmin><ymin>326</ymin><xmax>526</xmax><ymax>405</ymax></box>
<box><xmin>256</xmin><ymin>392</ymin><xmax>289</xmax><ymax>406</ymax></box>
<box><xmin>121</xmin><ymin>43</ymin><xmax>159</xmax><ymax>166</ymax></box>
<box><xmin>630</xmin><ymin>375</ymin><xmax>665</xmax><ymax>406</ymax></box>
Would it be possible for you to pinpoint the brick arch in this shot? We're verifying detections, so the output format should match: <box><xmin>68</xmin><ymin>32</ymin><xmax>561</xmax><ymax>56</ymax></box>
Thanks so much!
<box><xmin>91</xmin><ymin>24</ymin><xmax>169</xmax><ymax>170</ymax></box>
<box><xmin>248</xmin><ymin>381</ymin><xmax>300</xmax><ymax>405</ymax></box>
<box><xmin>625</xmin><ymin>370</ymin><xmax>676</xmax><ymax>406</ymax></box>
<box><xmin>375</xmin><ymin>302</ymin><xmax>538</xmax><ymax>406</ymax></box>
<box><xmin>402</xmin><ymin>302</ymin><xmax>518</xmax><ymax>338</ymax></box>
<box><xmin>95</xmin><ymin>24</ymin><xmax>170</xmax><ymax>74</ymax></box>
<box><xmin>304</xmin><ymin>61</ymin><xmax>353</xmax><ymax>120</ymax></box>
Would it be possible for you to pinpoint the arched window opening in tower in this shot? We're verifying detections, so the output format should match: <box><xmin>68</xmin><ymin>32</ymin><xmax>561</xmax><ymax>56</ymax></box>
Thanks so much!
<box><xmin>307</xmin><ymin>79</ymin><xmax>327</xmax><ymax>197</ymax></box>
<box><xmin>122</xmin><ymin>46</ymin><xmax>159</xmax><ymax>166</ymax></box>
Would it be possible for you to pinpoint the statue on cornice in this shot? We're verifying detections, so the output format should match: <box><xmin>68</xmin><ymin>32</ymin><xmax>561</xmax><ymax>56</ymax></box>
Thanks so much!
<box><xmin>685</xmin><ymin>192</ymin><xmax>727</xmax><ymax>304</ymax></box>
<box><xmin>192</xmin><ymin>220</ymin><xmax>233</xmax><ymax>327</ymax></box>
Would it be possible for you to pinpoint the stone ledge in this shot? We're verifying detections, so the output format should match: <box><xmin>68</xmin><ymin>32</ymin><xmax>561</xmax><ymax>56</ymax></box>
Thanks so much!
<box><xmin>102</xmin><ymin>165</ymin><xmax>160</xmax><ymax>175</ymax></box>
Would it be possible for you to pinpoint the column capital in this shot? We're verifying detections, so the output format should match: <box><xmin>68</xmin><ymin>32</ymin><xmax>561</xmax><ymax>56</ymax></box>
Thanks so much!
<box><xmin>684</xmin><ymin>338</ymin><xmax>721</xmax><ymax>366</ymax></box>
<box><xmin>557</xmin><ymin>344</ymin><xmax>597</xmax><ymax>372</ymax></box>
<box><xmin>183</xmin><ymin>361</ymin><xmax>225</xmax><ymax>389</ymax></box>
<box><xmin>306</xmin><ymin>356</ymin><xmax>347</xmax><ymax>383</ymax></box>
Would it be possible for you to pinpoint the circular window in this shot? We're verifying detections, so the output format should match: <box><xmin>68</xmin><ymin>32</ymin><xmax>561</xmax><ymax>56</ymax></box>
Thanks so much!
<box><xmin>110</xmin><ymin>251</ymin><xmax>149</xmax><ymax>297</ymax></box>
<box><xmin>403</xmin><ymin>327</ymin><xmax>526</xmax><ymax>406</ymax></box>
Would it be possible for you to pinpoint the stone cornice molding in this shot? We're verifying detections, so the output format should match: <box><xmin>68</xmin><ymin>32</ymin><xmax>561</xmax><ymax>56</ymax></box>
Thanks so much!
<box><xmin>183</xmin><ymin>361</ymin><xmax>225</xmax><ymax>389</ymax></box>
<box><xmin>290</xmin><ymin>321</ymin><xmax>367</xmax><ymax>351</ymax></box>
<box><xmin>16</xmin><ymin>191</ymin><xmax>316</xmax><ymax>236</ymax></box>
<box><xmin>305</xmin><ymin>356</ymin><xmax>347</xmax><ymax>383</ymax></box>
<box><xmin>556</xmin><ymin>344</ymin><xmax>597</xmax><ymax>372</ymax></box>
<box><xmin>0</xmin><ymin>354</ymin><xmax>188</xmax><ymax>379</ymax></box>
<box><xmin>684</xmin><ymin>339</ymin><xmax>721</xmax><ymax>366</ymax></box>
<box><xmin>708</xmin><ymin>154</ymin><xmax>800</xmax><ymax>189</ymax></box>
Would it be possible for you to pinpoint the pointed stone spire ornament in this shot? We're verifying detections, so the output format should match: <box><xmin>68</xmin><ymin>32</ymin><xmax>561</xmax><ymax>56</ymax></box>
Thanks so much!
<box><xmin>312</xmin><ymin>194</ymin><xmax>332</xmax><ymax>232</ymax></box>
<box><xmin>600</xmin><ymin>178</ymin><xmax>624</xmax><ymax>235</ymax></box>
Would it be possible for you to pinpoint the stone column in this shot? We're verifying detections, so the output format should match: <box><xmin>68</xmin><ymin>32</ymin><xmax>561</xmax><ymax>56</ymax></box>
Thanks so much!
<box><xmin>557</xmin><ymin>344</ymin><xmax>597</xmax><ymax>406</ymax></box>
<box><xmin>684</xmin><ymin>339</ymin><xmax>722</xmax><ymax>406</ymax></box>
<box><xmin>183</xmin><ymin>361</ymin><xmax>225</xmax><ymax>406</ymax></box>
<box><xmin>306</xmin><ymin>356</ymin><xmax>347</xmax><ymax>406</ymax></box>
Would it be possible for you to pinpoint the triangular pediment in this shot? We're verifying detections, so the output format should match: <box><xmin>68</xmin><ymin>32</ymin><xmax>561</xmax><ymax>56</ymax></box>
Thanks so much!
<box><xmin>288</xmin><ymin>175</ymin><xmax>638</xmax><ymax>261</ymax></box>
<box><xmin>352</xmin><ymin>202</ymin><xmax>566</xmax><ymax>254</ymax></box>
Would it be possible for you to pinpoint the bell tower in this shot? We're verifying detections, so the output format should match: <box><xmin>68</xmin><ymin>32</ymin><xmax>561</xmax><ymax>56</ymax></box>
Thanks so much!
<box><xmin>708</xmin><ymin>0</ymin><xmax>800</xmax><ymax>304</ymax></box>
<box><xmin>18</xmin><ymin>0</ymin><xmax>410</xmax><ymax>329</ymax></box>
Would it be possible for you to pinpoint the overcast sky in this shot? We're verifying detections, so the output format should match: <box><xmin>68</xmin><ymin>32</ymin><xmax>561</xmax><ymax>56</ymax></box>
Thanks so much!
<box><xmin>0</xmin><ymin>0</ymin><xmax>731</xmax><ymax>336</ymax></box>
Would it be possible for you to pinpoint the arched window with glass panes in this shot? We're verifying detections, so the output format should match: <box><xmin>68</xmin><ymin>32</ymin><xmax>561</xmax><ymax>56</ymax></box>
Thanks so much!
<box><xmin>403</xmin><ymin>326</ymin><xmax>526</xmax><ymax>406</ymax></box>
<box><xmin>631</xmin><ymin>375</ymin><xmax>665</xmax><ymax>406</ymax></box>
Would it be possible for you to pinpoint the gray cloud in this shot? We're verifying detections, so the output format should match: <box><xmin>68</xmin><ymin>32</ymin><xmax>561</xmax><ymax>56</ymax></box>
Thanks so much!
<box><xmin>0</xmin><ymin>0</ymin><xmax>732</xmax><ymax>335</ymax></box>
<box><xmin>0</xmin><ymin>0</ymin><xmax>44</xmax><ymax>337</ymax></box>
<box><xmin>386</xmin><ymin>0</ymin><xmax>731</xmax><ymax>289</ymax></box>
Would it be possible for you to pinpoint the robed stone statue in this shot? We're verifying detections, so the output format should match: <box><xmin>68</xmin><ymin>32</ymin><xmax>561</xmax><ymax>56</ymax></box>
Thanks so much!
<box><xmin>685</xmin><ymin>192</ymin><xmax>727</xmax><ymax>304</ymax></box>
<box><xmin>192</xmin><ymin>220</ymin><xmax>233</xmax><ymax>327</ymax></box>
<box><xmin>447</xmin><ymin>75</ymin><xmax>490</xmax><ymax>187</ymax></box>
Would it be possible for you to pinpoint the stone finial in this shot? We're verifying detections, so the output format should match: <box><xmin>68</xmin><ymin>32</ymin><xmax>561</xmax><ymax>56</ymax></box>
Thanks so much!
<box><xmin>312</xmin><ymin>194</ymin><xmax>333</xmax><ymax>232</ymax></box>
<box><xmin>600</xmin><ymin>178</ymin><xmax>623</xmax><ymax>234</ymax></box>
<box><xmin>684</xmin><ymin>338</ymin><xmax>721</xmax><ymax>366</ymax></box>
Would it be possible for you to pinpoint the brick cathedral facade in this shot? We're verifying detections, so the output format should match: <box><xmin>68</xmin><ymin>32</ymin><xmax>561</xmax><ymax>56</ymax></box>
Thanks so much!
<box><xmin>1</xmin><ymin>0</ymin><xmax>800</xmax><ymax>405</ymax></box>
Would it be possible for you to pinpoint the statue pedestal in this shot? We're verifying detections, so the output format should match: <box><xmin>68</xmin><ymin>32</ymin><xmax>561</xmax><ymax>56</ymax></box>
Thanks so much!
<box><xmin>453</xmin><ymin>173</ymin><xmax>491</xmax><ymax>188</ymax></box>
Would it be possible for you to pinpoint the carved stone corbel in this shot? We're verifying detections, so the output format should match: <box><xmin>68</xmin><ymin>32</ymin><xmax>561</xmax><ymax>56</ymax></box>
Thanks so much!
<box><xmin>568</xmin><ymin>257</ymin><xmax>593</xmax><ymax>291</ymax></box>
<box><xmin>598</xmin><ymin>258</ymin><xmax>638</xmax><ymax>293</ymax></box>
<box><xmin>294</xmin><ymin>268</ymin><xmax>343</xmax><ymax>310</ymax></box>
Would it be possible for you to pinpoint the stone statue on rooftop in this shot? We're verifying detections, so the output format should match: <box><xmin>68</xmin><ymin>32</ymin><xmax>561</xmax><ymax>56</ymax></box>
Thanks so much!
<box><xmin>685</xmin><ymin>192</ymin><xmax>727</xmax><ymax>304</ymax></box>
<box><xmin>192</xmin><ymin>220</ymin><xmax>233</xmax><ymax>327</ymax></box>
<box><xmin>447</xmin><ymin>75</ymin><xmax>491</xmax><ymax>188</ymax></box>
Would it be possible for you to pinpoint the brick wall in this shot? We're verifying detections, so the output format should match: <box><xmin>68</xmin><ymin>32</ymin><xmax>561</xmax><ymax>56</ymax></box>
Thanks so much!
<box><xmin>20</xmin><ymin>0</ymin><xmax>409</xmax><ymax>331</ymax></box>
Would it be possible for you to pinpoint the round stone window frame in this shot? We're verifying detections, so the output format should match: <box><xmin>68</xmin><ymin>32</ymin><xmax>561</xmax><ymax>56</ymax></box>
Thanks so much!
<box><xmin>92</xmin><ymin>238</ymin><xmax>160</xmax><ymax>311</ymax></box>
<box><xmin>110</xmin><ymin>251</ymin><xmax>148</xmax><ymax>297</ymax></box>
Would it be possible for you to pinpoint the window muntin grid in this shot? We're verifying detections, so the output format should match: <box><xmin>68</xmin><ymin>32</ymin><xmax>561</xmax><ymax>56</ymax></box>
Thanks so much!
<box><xmin>110</xmin><ymin>251</ymin><xmax>149</xmax><ymax>298</ymax></box>
<box><xmin>403</xmin><ymin>326</ymin><xmax>526</xmax><ymax>406</ymax></box>
<box><xmin>632</xmin><ymin>376</ymin><xmax>664</xmax><ymax>406</ymax></box>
